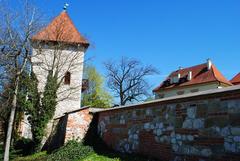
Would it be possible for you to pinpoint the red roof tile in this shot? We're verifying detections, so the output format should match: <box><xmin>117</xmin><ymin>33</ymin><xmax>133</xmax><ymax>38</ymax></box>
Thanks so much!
<box><xmin>153</xmin><ymin>63</ymin><xmax>232</xmax><ymax>92</ymax></box>
<box><xmin>230</xmin><ymin>73</ymin><xmax>240</xmax><ymax>85</ymax></box>
<box><xmin>32</xmin><ymin>11</ymin><xmax>89</xmax><ymax>46</ymax></box>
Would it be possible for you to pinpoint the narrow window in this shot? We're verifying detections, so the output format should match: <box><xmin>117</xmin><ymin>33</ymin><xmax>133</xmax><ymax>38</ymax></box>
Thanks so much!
<box><xmin>158</xmin><ymin>94</ymin><xmax>165</xmax><ymax>99</ymax></box>
<box><xmin>64</xmin><ymin>72</ymin><xmax>71</xmax><ymax>85</ymax></box>
<box><xmin>190</xmin><ymin>89</ymin><xmax>199</xmax><ymax>93</ymax></box>
<box><xmin>177</xmin><ymin>91</ymin><xmax>184</xmax><ymax>95</ymax></box>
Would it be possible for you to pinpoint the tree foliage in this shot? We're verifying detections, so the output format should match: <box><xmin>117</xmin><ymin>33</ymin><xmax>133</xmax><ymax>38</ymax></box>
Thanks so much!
<box><xmin>81</xmin><ymin>65</ymin><xmax>112</xmax><ymax>108</ymax></box>
<box><xmin>22</xmin><ymin>70</ymin><xmax>58</xmax><ymax>151</ymax></box>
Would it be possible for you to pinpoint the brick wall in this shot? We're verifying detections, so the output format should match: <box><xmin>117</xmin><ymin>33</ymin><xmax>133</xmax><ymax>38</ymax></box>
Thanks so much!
<box><xmin>96</xmin><ymin>86</ymin><xmax>240</xmax><ymax>160</ymax></box>
<box><xmin>43</xmin><ymin>107</ymin><xmax>93</xmax><ymax>151</ymax></box>
<box><xmin>64</xmin><ymin>107</ymin><xmax>93</xmax><ymax>143</ymax></box>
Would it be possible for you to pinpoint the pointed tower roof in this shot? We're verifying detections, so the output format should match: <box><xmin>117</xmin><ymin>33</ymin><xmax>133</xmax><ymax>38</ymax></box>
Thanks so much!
<box><xmin>32</xmin><ymin>11</ymin><xmax>89</xmax><ymax>47</ymax></box>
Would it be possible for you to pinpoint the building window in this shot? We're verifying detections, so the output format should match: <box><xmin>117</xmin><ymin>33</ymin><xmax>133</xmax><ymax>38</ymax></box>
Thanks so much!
<box><xmin>158</xmin><ymin>94</ymin><xmax>165</xmax><ymax>99</ymax></box>
<box><xmin>64</xmin><ymin>72</ymin><xmax>71</xmax><ymax>85</ymax></box>
<box><xmin>177</xmin><ymin>91</ymin><xmax>184</xmax><ymax>95</ymax></box>
<box><xmin>190</xmin><ymin>89</ymin><xmax>199</xmax><ymax>93</ymax></box>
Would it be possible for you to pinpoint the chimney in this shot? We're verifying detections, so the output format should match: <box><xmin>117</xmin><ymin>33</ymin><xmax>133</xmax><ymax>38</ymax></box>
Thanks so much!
<box><xmin>177</xmin><ymin>73</ymin><xmax>181</xmax><ymax>79</ymax></box>
<box><xmin>207</xmin><ymin>59</ymin><xmax>212</xmax><ymax>70</ymax></box>
<box><xmin>188</xmin><ymin>71</ymin><xmax>192</xmax><ymax>81</ymax></box>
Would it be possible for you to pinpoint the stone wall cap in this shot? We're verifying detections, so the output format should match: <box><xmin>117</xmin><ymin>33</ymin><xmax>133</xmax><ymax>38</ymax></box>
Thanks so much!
<box><xmin>64</xmin><ymin>106</ymin><xmax>90</xmax><ymax>114</ymax></box>
<box><xmin>89</xmin><ymin>108</ymin><xmax>106</xmax><ymax>113</ymax></box>
<box><xmin>54</xmin><ymin>106</ymin><xmax>90</xmax><ymax>120</ymax></box>
<box><xmin>95</xmin><ymin>85</ymin><xmax>240</xmax><ymax>113</ymax></box>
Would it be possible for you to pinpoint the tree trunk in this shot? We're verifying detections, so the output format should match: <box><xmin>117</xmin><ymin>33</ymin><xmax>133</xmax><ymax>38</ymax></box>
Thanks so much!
<box><xmin>3</xmin><ymin>76</ymin><xmax>19</xmax><ymax>161</ymax></box>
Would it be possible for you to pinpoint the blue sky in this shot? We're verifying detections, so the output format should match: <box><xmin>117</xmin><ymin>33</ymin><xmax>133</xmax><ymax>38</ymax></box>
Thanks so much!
<box><xmin>12</xmin><ymin>0</ymin><xmax>240</xmax><ymax>88</ymax></box>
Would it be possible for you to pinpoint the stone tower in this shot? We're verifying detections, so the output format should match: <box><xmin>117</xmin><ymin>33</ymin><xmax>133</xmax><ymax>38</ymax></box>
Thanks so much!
<box><xmin>31</xmin><ymin>10</ymin><xmax>89</xmax><ymax>118</ymax></box>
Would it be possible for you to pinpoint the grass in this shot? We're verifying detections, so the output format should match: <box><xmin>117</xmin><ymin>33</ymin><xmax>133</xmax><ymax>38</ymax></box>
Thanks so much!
<box><xmin>12</xmin><ymin>150</ymin><xmax>153</xmax><ymax>161</ymax></box>
<box><xmin>80</xmin><ymin>153</ymin><xmax>120</xmax><ymax>161</ymax></box>
<box><xmin>13</xmin><ymin>151</ymin><xmax>47</xmax><ymax>161</ymax></box>
<box><xmin>9</xmin><ymin>139</ymin><xmax>155</xmax><ymax>161</ymax></box>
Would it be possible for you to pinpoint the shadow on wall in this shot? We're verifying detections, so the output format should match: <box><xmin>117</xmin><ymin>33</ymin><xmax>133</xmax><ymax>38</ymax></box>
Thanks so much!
<box><xmin>42</xmin><ymin>115</ymin><xmax>68</xmax><ymax>152</ymax></box>
<box><xmin>83</xmin><ymin>113</ymin><xmax>158</xmax><ymax>161</ymax></box>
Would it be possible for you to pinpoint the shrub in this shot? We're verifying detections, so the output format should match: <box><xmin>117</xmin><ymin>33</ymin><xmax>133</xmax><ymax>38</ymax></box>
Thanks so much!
<box><xmin>0</xmin><ymin>145</ymin><xmax>21</xmax><ymax>160</ymax></box>
<box><xmin>47</xmin><ymin>140</ymin><xmax>94</xmax><ymax>161</ymax></box>
<box><xmin>14</xmin><ymin>138</ymin><xmax>35</xmax><ymax>156</ymax></box>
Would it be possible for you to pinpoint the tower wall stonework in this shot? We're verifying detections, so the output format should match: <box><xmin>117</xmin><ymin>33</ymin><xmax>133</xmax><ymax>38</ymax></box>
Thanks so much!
<box><xmin>19</xmin><ymin>45</ymin><xmax>85</xmax><ymax>140</ymax></box>
<box><xmin>32</xmin><ymin>46</ymin><xmax>85</xmax><ymax>118</ymax></box>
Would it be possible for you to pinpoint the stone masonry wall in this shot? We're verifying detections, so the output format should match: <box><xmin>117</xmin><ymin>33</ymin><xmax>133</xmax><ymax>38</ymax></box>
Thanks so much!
<box><xmin>97</xmin><ymin>87</ymin><xmax>240</xmax><ymax>161</ymax></box>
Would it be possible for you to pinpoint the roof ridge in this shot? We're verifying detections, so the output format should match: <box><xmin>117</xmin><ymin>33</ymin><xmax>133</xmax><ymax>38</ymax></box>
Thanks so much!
<box><xmin>172</xmin><ymin>63</ymin><xmax>206</xmax><ymax>73</ymax></box>
<box><xmin>211</xmin><ymin>64</ymin><xmax>232</xmax><ymax>85</ymax></box>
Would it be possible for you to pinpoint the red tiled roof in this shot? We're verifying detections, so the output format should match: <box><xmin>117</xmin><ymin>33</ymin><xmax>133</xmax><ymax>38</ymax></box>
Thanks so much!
<box><xmin>230</xmin><ymin>73</ymin><xmax>240</xmax><ymax>85</ymax></box>
<box><xmin>32</xmin><ymin>11</ymin><xmax>89</xmax><ymax>46</ymax></box>
<box><xmin>153</xmin><ymin>63</ymin><xmax>232</xmax><ymax>92</ymax></box>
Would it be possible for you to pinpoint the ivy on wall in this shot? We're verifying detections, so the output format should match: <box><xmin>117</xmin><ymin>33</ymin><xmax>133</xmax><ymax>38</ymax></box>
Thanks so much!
<box><xmin>23</xmin><ymin>70</ymin><xmax>59</xmax><ymax>152</ymax></box>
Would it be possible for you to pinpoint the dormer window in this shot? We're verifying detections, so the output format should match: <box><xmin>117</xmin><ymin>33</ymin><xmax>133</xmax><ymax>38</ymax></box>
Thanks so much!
<box><xmin>171</xmin><ymin>76</ymin><xmax>179</xmax><ymax>84</ymax></box>
<box><xmin>64</xmin><ymin>71</ymin><xmax>71</xmax><ymax>85</ymax></box>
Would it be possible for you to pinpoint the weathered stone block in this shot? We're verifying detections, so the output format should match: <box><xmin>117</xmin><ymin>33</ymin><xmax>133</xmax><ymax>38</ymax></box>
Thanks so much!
<box><xmin>187</xmin><ymin>135</ymin><xmax>194</xmax><ymax>141</ymax></box>
<box><xmin>231</xmin><ymin>127</ymin><xmax>240</xmax><ymax>135</ymax></box>
<box><xmin>233</xmin><ymin>136</ymin><xmax>240</xmax><ymax>142</ymax></box>
<box><xmin>220</xmin><ymin>126</ymin><xmax>231</xmax><ymax>137</ymax></box>
<box><xmin>201</xmin><ymin>148</ymin><xmax>212</xmax><ymax>157</ymax></box>
<box><xmin>144</xmin><ymin>123</ymin><xmax>151</xmax><ymax>130</ymax></box>
<box><xmin>193</xmin><ymin>119</ymin><xmax>205</xmax><ymax>129</ymax></box>
<box><xmin>183</xmin><ymin>119</ymin><xmax>193</xmax><ymax>129</ymax></box>
<box><xmin>187</xmin><ymin>107</ymin><xmax>196</xmax><ymax>119</ymax></box>
<box><xmin>224</xmin><ymin>142</ymin><xmax>237</xmax><ymax>153</ymax></box>
<box><xmin>227</xmin><ymin>100</ymin><xmax>240</xmax><ymax>113</ymax></box>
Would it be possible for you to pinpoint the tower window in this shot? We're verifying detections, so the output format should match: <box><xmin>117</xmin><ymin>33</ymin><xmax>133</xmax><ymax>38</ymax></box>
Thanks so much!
<box><xmin>64</xmin><ymin>72</ymin><xmax>71</xmax><ymax>85</ymax></box>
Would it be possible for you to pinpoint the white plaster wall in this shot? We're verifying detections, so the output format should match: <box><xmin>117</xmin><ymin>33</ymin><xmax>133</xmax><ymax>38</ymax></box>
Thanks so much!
<box><xmin>31</xmin><ymin>45</ymin><xmax>85</xmax><ymax>118</ymax></box>
<box><xmin>155</xmin><ymin>82</ymin><xmax>224</xmax><ymax>99</ymax></box>
<box><xmin>19</xmin><ymin>113</ymin><xmax>33</xmax><ymax>139</ymax></box>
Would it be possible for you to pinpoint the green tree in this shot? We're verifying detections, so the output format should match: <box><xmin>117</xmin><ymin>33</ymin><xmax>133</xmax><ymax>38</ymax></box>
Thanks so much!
<box><xmin>23</xmin><ymin>70</ymin><xmax>59</xmax><ymax>152</ymax></box>
<box><xmin>81</xmin><ymin>65</ymin><xmax>112</xmax><ymax>108</ymax></box>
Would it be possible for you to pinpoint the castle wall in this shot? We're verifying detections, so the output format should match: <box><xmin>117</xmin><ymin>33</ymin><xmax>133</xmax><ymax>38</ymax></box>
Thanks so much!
<box><xmin>97</xmin><ymin>86</ymin><xmax>240</xmax><ymax>161</ymax></box>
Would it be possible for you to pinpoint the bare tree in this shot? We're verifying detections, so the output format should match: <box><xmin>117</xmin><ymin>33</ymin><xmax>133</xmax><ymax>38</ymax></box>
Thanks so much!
<box><xmin>0</xmin><ymin>1</ymin><xmax>89</xmax><ymax>157</ymax></box>
<box><xmin>0</xmin><ymin>1</ymin><xmax>43</xmax><ymax>160</ymax></box>
<box><xmin>104</xmin><ymin>57</ymin><xmax>158</xmax><ymax>106</ymax></box>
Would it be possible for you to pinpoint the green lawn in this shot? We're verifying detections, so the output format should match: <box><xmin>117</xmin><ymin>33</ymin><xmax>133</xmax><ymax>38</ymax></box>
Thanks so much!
<box><xmin>3</xmin><ymin>140</ymin><xmax>153</xmax><ymax>161</ymax></box>
<box><xmin>80</xmin><ymin>153</ymin><xmax>120</xmax><ymax>161</ymax></box>
<box><xmin>13</xmin><ymin>151</ymin><xmax>48</xmax><ymax>161</ymax></box>
<box><xmin>13</xmin><ymin>151</ymin><xmax>150</xmax><ymax>161</ymax></box>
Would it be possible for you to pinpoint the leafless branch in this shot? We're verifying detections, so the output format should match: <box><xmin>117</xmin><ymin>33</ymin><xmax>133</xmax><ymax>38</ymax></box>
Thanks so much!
<box><xmin>104</xmin><ymin>57</ymin><xmax>158</xmax><ymax>105</ymax></box>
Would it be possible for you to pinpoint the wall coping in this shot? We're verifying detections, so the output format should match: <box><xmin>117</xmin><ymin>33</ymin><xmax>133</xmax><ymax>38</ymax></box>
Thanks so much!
<box><xmin>94</xmin><ymin>85</ymin><xmax>240</xmax><ymax>113</ymax></box>
<box><xmin>54</xmin><ymin>106</ymin><xmax>90</xmax><ymax>120</ymax></box>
